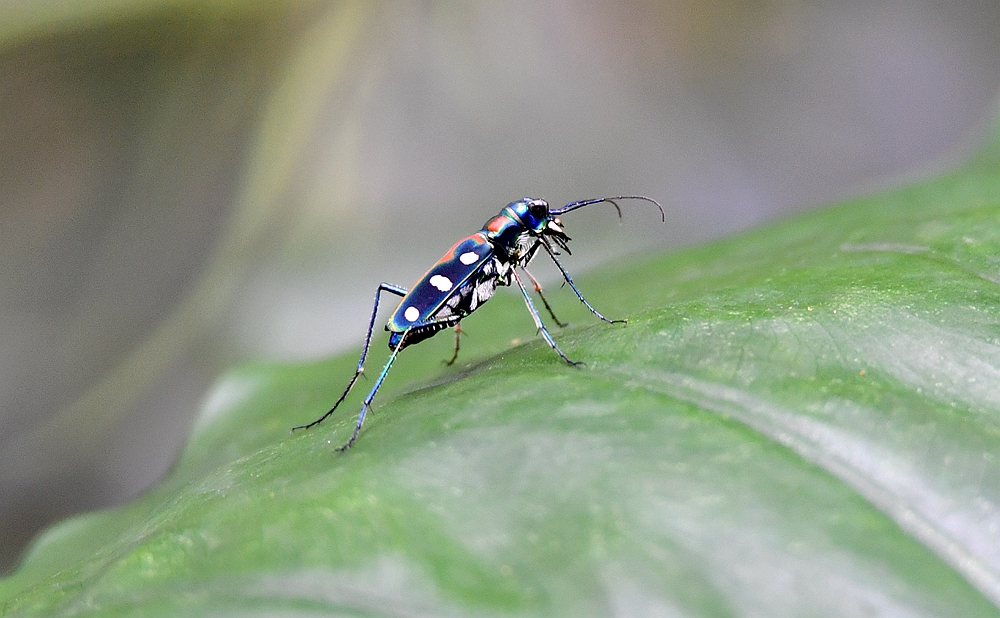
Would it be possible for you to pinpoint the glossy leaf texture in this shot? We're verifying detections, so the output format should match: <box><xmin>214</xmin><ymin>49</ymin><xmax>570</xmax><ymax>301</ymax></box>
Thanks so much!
<box><xmin>7</xmin><ymin>157</ymin><xmax>1000</xmax><ymax>616</ymax></box>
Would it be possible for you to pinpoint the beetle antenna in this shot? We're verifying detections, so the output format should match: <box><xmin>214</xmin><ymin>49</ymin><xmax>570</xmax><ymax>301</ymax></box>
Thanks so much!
<box><xmin>550</xmin><ymin>195</ymin><xmax>664</xmax><ymax>222</ymax></box>
<box><xmin>606</xmin><ymin>199</ymin><xmax>623</xmax><ymax>222</ymax></box>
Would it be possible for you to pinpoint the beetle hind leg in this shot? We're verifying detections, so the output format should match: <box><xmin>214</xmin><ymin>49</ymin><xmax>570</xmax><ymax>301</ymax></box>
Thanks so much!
<box><xmin>292</xmin><ymin>282</ymin><xmax>407</xmax><ymax>433</ymax></box>
<box><xmin>335</xmin><ymin>328</ymin><xmax>412</xmax><ymax>451</ymax></box>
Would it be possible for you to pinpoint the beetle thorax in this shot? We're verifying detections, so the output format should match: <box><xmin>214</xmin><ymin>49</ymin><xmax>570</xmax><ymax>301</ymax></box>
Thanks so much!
<box><xmin>482</xmin><ymin>199</ymin><xmax>552</xmax><ymax>263</ymax></box>
<box><xmin>511</xmin><ymin>231</ymin><xmax>542</xmax><ymax>266</ymax></box>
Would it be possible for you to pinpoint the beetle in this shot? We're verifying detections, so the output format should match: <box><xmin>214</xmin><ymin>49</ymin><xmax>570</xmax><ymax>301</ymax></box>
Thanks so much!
<box><xmin>293</xmin><ymin>195</ymin><xmax>664</xmax><ymax>450</ymax></box>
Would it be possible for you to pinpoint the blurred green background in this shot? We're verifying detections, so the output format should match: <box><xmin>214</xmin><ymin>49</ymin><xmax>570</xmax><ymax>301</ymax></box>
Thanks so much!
<box><xmin>1</xmin><ymin>0</ymin><xmax>999</xmax><ymax>575</ymax></box>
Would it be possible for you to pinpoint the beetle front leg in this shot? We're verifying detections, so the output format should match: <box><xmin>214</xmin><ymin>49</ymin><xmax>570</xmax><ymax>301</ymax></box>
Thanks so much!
<box><xmin>541</xmin><ymin>243</ymin><xmax>625</xmax><ymax>325</ymax></box>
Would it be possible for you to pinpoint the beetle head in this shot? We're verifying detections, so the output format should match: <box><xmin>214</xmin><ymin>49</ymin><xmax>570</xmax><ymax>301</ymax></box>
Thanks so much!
<box><xmin>505</xmin><ymin>198</ymin><xmax>550</xmax><ymax>232</ymax></box>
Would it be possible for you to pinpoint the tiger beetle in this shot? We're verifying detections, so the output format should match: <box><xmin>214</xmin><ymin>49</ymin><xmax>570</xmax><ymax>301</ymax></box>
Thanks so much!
<box><xmin>294</xmin><ymin>195</ymin><xmax>664</xmax><ymax>450</ymax></box>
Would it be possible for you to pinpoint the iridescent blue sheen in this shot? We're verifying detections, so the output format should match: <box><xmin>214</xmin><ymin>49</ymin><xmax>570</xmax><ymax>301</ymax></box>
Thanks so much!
<box><xmin>481</xmin><ymin>198</ymin><xmax>548</xmax><ymax>258</ymax></box>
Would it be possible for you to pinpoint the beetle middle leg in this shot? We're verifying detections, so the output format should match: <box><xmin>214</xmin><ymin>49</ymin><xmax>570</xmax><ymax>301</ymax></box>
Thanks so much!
<box><xmin>541</xmin><ymin>243</ymin><xmax>625</xmax><ymax>325</ymax></box>
<box><xmin>522</xmin><ymin>267</ymin><xmax>568</xmax><ymax>328</ymax></box>
<box><xmin>511</xmin><ymin>270</ymin><xmax>582</xmax><ymax>366</ymax></box>
<box><xmin>444</xmin><ymin>322</ymin><xmax>463</xmax><ymax>366</ymax></box>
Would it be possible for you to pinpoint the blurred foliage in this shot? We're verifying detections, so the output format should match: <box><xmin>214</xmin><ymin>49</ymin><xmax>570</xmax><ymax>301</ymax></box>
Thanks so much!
<box><xmin>0</xmin><ymin>0</ymin><xmax>366</xmax><ymax>573</ymax></box>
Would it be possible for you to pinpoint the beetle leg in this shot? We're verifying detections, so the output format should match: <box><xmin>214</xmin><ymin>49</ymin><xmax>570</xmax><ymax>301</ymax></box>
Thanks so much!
<box><xmin>292</xmin><ymin>282</ymin><xmax>407</xmax><ymax>432</ymax></box>
<box><xmin>511</xmin><ymin>270</ymin><xmax>582</xmax><ymax>366</ymax></box>
<box><xmin>339</xmin><ymin>313</ymin><xmax>456</xmax><ymax>449</ymax></box>
<box><xmin>521</xmin><ymin>267</ymin><xmax>568</xmax><ymax>328</ymax></box>
<box><xmin>541</xmin><ymin>243</ymin><xmax>625</xmax><ymax>325</ymax></box>
<box><xmin>444</xmin><ymin>321</ymin><xmax>463</xmax><ymax>366</ymax></box>
<box><xmin>336</xmin><ymin>327</ymin><xmax>412</xmax><ymax>451</ymax></box>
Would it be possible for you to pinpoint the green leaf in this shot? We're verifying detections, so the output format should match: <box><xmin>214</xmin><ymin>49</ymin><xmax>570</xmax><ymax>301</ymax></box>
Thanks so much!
<box><xmin>7</xmin><ymin>144</ymin><xmax>1000</xmax><ymax>617</ymax></box>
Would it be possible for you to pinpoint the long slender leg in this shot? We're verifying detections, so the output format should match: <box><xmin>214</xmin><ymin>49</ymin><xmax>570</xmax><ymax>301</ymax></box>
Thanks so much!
<box><xmin>336</xmin><ymin>328</ymin><xmax>411</xmax><ymax>451</ymax></box>
<box><xmin>522</xmin><ymin>267</ymin><xmax>567</xmax><ymax>327</ymax></box>
<box><xmin>511</xmin><ymin>270</ymin><xmax>581</xmax><ymax>366</ymax></box>
<box><xmin>292</xmin><ymin>282</ymin><xmax>408</xmax><ymax>432</ymax></box>
<box><xmin>444</xmin><ymin>321</ymin><xmax>463</xmax><ymax>366</ymax></box>
<box><xmin>541</xmin><ymin>243</ymin><xmax>624</xmax><ymax>325</ymax></box>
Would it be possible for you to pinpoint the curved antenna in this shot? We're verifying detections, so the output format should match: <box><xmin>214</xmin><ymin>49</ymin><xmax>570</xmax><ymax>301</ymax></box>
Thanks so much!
<box><xmin>550</xmin><ymin>195</ymin><xmax>664</xmax><ymax>222</ymax></box>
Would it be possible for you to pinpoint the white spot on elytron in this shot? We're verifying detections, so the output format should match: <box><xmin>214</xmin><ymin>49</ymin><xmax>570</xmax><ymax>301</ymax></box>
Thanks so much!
<box><xmin>404</xmin><ymin>306</ymin><xmax>420</xmax><ymax>322</ymax></box>
<box><xmin>429</xmin><ymin>274</ymin><xmax>453</xmax><ymax>292</ymax></box>
<box><xmin>459</xmin><ymin>251</ymin><xmax>479</xmax><ymax>265</ymax></box>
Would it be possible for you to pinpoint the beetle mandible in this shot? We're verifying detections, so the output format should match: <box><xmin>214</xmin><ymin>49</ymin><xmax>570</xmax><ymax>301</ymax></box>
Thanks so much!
<box><xmin>294</xmin><ymin>195</ymin><xmax>664</xmax><ymax>450</ymax></box>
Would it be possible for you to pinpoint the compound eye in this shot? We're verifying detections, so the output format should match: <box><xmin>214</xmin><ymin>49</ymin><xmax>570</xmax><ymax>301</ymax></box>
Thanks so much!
<box><xmin>528</xmin><ymin>199</ymin><xmax>549</xmax><ymax>218</ymax></box>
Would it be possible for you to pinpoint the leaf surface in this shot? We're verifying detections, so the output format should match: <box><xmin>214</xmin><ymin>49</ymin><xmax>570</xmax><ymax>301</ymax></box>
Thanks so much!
<box><xmin>6</xmin><ymin>139</ymin><xmax>1000</xmax><ymax>618</ymax></box>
